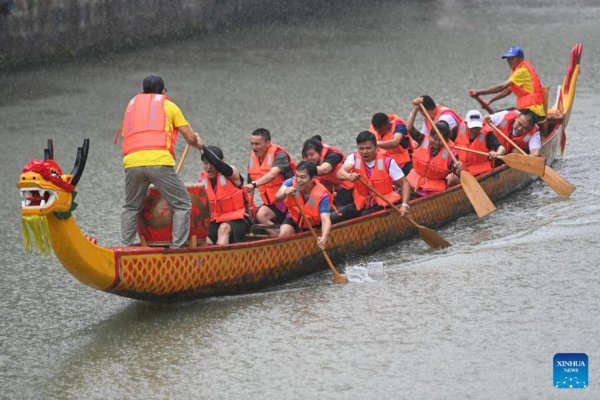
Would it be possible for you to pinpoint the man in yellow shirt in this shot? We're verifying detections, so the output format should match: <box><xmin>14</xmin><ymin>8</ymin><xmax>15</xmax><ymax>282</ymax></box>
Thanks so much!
<box><xmin>119</xmin><ymin>76</ymin><xmax>203</xmax><ymax>248</ymax></box>
<box><xmin>470</xmin><ymin>47</ymin><xmax>545</xmax><ymax>117</ymax></box>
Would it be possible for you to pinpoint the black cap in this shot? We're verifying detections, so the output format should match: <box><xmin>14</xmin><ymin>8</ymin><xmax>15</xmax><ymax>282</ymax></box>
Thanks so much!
<box><xmin>143</xmin><ymin>75</ymin><xmax>165</xmax><ymax>94</ymax></box>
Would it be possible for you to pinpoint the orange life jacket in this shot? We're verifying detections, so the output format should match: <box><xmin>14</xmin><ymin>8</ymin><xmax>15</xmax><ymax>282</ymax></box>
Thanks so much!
<box><xmin>454</xmin><ymin>122</ymin><xmax>493</xmax><ymax>176</ymax></box>
<box><xmin>201</xmin><ymin>171</ymin><xmax>250</xmax><ymax>223</ymax></box>
<box><xmin>489</xmin><ymin>111</ymin><xmax>539</xmax><ymax>153</ymax></box>
<box><xmin>309</xmin><ymin>144</ymin><xmax>353</xmax><ymax>191</ymax></box>
<box><xmin>248</xmin><ymin>144</ymin><xmax>297</xmax><ymax>205</ymax></box>
<box><xmin>425</xmin><ymin>105</ymin><xmax>464</xmax><ymax>134</ymax></box>
<box><xmin>284</xmin><ymin>180</ymin><xmax>332</xmax><ymax>228</ymax></box>
<box><xmin>352</xmin><ymin>150</ymin><xmax>402</xmax><ymax>210</ymax></box>
<box><xmin>407</xmin><ymin>138</ymin><xmax>454</xmax><ymax>193</ymax></box>
<box><xmin>119</xmin><ymin>94</ymin><xmax>178</xmax><ymax>158</ymax></box>
<box><xmin>368</xmin><ymin>114</ymin><xmax>414</xmax><ymax>165</ymax></box>
<box><xmin>509</xmin><ymin>59</ymin><xmax>544</xmax><ymax>111</ymax></box>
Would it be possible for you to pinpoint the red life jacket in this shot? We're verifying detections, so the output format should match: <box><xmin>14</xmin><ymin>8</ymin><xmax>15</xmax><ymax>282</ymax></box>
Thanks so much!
<box><xmin>509</xmin><ymin>59</ymin><xmax>544</xmax><ymax>111</ymax></box>
<box><xmin>488</xmin><ymin>111</ymin><xmax>539</xmax><ymax>153</ymax></box>
<box><xmin>407</xmin><ymin>138</ymin><xmax>453</xmax><ymax>194</ymax></box>
<box><xmin>352</xmin><ymin>150</ymin><xmax>402</xmax><ymax>210</ymax></box>
<box><xmin>201</xmin><ymin>171</ymin><xmax>250</xmax><ymax>223</ymax></box>
<box><xmin>425</xmin><ymin>105</ymin><xmax>464</xmax><ymax>134</ymax></box>
<box><xmin>454</xmin><ymin>122</ymin><xmax>493</xmax><ymax>176</ymax></box>
<box><xmin>119</xmin><ymin>94</ymin><xmax>178</xmax><ymax>158</ymax></box>
<box><xmin>308</xmin><ymin>144</ymin><xmax>353</xmax><ymax>192</ymax></box>
<box><xmin>368</xmin><ymin>114</ymin><xmax>414</xmax><ymax>165</ymax></box>
<box><xmin>248</xmin><ymin>144</ymin><xmax>297</xmax><ymax>205</ymax></box>
<box><xmin>284</xmin><ymin>180</ymin><xmax>332</xmax><ymax>228</ymax></box>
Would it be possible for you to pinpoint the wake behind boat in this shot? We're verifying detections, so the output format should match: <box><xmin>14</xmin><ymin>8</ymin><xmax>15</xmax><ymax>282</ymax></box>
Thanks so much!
<box><xmin>17</xmin><ymin>44</ymin><xmax>581</xmax><ymax>302</ymax></box>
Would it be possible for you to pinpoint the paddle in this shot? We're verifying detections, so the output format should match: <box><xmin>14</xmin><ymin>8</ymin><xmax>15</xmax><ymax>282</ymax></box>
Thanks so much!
<box><xmin>176</xmin><ymin>144</ymin><xmax>190</xmax><ymax>174</ymax></box>
<box><xmin>357</xmin><ymin>177</ymin><xmax>451</xmax><ymax>249</ymax></box>
<box><xmin>469</xmin><ymin>91</ymin><xmax>495</xmax><ymax>114</ymax></box>
<box><xmin>454</xmin><ymin>146</ymin><xmax>546</xmax><ymax>177</ymax></box>
<box><xmin>419</xmin><ymin>103</ymin><xmax>496</xmax><ymax>218</ymax></box>
<box><xmin>487</xmin><ymin>121</ymin><xmax>576</xmax><ymax>197</ymax></box>
<box><xmin>290</xmin><ymin>195</ymin><xmax>348</xmax><ymax>284</ymax></box>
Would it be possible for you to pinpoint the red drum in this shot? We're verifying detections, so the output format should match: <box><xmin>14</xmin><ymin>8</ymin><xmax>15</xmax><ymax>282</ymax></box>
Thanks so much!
<box><xmin>137</xmin><ymin>183</ymin><xmax>211</xmax><ymax>246</ymax></box>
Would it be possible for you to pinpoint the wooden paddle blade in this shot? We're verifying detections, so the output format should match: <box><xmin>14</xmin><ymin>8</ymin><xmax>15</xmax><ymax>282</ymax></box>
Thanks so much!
<box><xmin>460</xmin><ymin>171</ymin><xmax>496</xmax><ymax>218</ymax></box>
<box><xmin>333</xmin><ymin>272</ymin><xmax>349</xmax><ymax>284</ymax></box>
<box><xmin>417</xmin><ymin>226</ymin><xmax>452</xmax><ymax>248</ymax></box>
<box><xmin>502</xmin><ymin>154</ymin><xmax>546</xmax><ymax>177</ymax></box>
<box><xmin>407</xmin><ymin>218</ymin><xmax>451</xmax><ymax>249</ymax></box>
<box><xmin>541</xmin><ymin>166</ymin><xmax>576</xmax><ymax>197</ymax></box>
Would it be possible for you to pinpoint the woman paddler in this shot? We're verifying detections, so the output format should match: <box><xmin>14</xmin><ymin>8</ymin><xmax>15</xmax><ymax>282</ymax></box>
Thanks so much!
<box><xmin>405</xmin><ymin>115</ymin><xmax>464</xmax><ymax>197</ymax></box>
<box><xmin>301</xmin><ymin>136</ymin><xmax>354</xmax><ymax>207</ymax></box>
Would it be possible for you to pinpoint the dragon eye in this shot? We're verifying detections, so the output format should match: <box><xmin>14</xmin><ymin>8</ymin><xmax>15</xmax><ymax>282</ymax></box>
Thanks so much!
<box><xmin>51</xmin><ymin>170</ymin><xmax>61</xmax><ymax>179</ymax></box>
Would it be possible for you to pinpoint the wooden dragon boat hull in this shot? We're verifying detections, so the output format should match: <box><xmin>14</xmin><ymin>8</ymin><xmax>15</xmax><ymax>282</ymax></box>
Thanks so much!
<box><xmin>18</xmin><ymin>44</ymin><xmax>581</xmax><ymax>302</ymax></box>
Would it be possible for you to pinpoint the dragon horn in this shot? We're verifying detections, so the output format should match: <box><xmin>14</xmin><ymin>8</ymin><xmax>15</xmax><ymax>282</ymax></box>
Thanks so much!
<box><xmin>70</xmin><ymin>139</ymin><xmax>89</xmax><ymax>187</ymax></box>
<box><xmin>44</xmin><ymin>139</ymin><xmax>54</xmax><ymax>161</ymax></box>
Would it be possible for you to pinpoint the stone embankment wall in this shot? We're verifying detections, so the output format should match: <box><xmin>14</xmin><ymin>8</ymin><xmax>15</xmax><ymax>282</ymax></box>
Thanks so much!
<box><xmin>0</xmin><ymin>0</ymin><xmax>332</xmax><ymax>70</ymax></box>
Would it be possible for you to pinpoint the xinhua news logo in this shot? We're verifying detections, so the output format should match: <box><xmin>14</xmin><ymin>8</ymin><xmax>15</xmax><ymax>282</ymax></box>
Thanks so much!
<box><xmin>554</xmin><ymin>353</ymin><xmax>588</xmax><ymax>388</ymax></box>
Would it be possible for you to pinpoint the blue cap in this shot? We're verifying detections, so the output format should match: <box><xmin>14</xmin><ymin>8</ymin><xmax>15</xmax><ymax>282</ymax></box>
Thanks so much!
<box><xmin>501</xmin><ymin>47</ymin><xmax>524</xmax><ymax>59</ymax></box>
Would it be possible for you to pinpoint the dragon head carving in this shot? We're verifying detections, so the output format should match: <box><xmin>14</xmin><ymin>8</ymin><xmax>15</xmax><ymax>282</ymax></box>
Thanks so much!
<box><xmin>17</xmin><ymin>139</ymin><xmax>88</xmax><ymax>217</ymax></box>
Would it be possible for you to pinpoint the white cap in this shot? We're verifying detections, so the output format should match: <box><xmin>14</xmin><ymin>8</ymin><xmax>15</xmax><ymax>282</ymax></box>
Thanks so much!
<box><xmin>465</xmin><ymin>109</ymin><xmax>483</xmax><ymax>128</ymax></box>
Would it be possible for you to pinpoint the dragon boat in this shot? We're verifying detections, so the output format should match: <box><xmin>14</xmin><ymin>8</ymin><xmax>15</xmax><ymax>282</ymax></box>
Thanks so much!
<box><xmin>17</xmin><ymin>44</ymin><xmax>582</xmax><ymax>302</ymax></box>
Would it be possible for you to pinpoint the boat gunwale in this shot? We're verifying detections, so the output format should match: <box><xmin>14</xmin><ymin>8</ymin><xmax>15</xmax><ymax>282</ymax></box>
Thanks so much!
<box><xmin>110</xmin><ymin>120</ymin><xmax>561</xmax><ymax>257</ymax></box>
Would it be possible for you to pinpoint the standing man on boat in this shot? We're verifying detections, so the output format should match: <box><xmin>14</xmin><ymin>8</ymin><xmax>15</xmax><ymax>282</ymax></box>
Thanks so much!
<box><xmin>470</xmin><ymin>47</ymin><xmax>545</xmax><ymax>118</ymax></box>
<box><xmin>118</xmin><ymin>76</ymin><xmax>203</xmax><ymax>248</ymax></box>
<box><xmin>275</xmin><ymin>161</ymin><xmax>333</xmax><ymax>250</ymax></box>
<box><xmin>454</xmin><ymin>110</ymin><xmax>506</xmax><ymax>176</ymax></box>
<box><xmin>484</xmin><ymin>109</ymin><xmax>541</xmax><ymax>157</ymax></box>
<box><xmin>369</xmin><ymin>113</ymin><xmax>414</xmax><ymax>175</ymax></box>
<box><xmin>408</xmin><ymin>96</ymin><xmax>463</xmax><ymax>139</ymax></box>
<box><xmin>301</xmin><ymin>135</ymin><xmax>354</xmax><ymax>207</ymax></box>
<box><xmin>200</xmin><ymin>146</ymin><xmax>253</xmax><ymax>245</ymax></box>
<box><xmin>334</xmin><ymin>131</ymin><xmax>411</xmax><ymax>223</ymax></box>
<box><xmin>244</xmin><ymin>128</ymin><xmax>297</xmax><ymax>232</ymax></box>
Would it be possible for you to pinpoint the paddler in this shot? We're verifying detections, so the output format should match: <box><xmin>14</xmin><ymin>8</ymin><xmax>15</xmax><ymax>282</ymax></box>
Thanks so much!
<box><xmin>301</xmin><ymin>135</ymin><xmax>354</xmax><ymax>206</ymax></box>
<box><xmin>244</xmin><ymin>128</ymin><xmax>297</xmax><ymax>233</ymax></box>
<box><xmin>454</xmin><ymin>110</ymin><xmax>506</xmax><ymax>176</ymax></box>
<box><xmin>275</xmin><ymin>161</ymin><xmax>333</xmax><ymax>250</ymax></box>
<box><xmin>483</xmin><ymin>109</ymin><xmax>541</xmax><ymax>157</ymax></box>
<box><xmin>334</xmin><ymin>131</ymin><xmax>411</xmax><ymax>223</ymax></box>
<box><xmin>470</xmin><ymin>47</ymin><xmax>545</xmax><ymax>118</ymax></box>
<box><xmin>117</xmin><ymin>76</ymin><xmax>203</xmax><ymax>248</ymax></box>
<box><xmin>408</xmin><ymin>95</ymin><xmax>463</xmax><ymax>140</ymax></box>
<box><xmin>406</xmin><ymin>121</ymin><xmax>464</xmax><ymax>197</ymax></box>
<box><xmin>199</xmin><ymin>146</ymin><xmax>253</xmax><ymax>245</ymax></box>
<box><xmin>369</xmin><ymin>112</ymin><xmax>414</xmax><ymax>175</ymax></box>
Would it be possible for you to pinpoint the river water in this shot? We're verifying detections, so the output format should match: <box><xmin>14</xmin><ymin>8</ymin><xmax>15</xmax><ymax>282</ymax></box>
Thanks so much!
<box><xmin>1</xmin><ymin>0</ymin><xmax>599</xmax><ymax>398</ymax></box>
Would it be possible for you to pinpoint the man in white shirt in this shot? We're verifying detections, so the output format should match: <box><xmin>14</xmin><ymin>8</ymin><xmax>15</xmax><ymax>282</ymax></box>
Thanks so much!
<box><xmin>333</xmin><ymin>131</ymin><xmax>410</xmax><ymax>223</ymax></box>
<box><xmin>485</xmin><ymin>109</ymin><xmax>541</xmax><ymax>157</ymax></box>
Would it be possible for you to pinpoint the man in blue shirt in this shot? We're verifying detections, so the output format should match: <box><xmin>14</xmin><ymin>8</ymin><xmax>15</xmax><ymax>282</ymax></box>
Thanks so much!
<box><xmin>275</xmin><ymin>161</ymin><xmax>332</xmax><ymax>250</ymax></box>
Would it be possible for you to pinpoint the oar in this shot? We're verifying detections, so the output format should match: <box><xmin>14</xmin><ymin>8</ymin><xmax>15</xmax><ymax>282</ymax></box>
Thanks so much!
<box><xmin>291</xmin><ymin>195</ymin><xmax>348</xmax><ymax>284</ymax></box>
<box><xmin>357</xmin><ymin>177</ymin><xmax>451</xmax><ymax>249</ymax></box>
<box><xmin>469</xmin><ymin>91</ymin><xmax>495</xmax><ymax>114</ymax></box>
<box><xmin>176</xmin><ymin>145</ymin><xmax>190</xmax><ymax>174</ymax></box>
<box><xmin>454</xmin><ymin>146</ymin><xmax>546</xmax><ymax>177</ymax></box>
<box><xmin>419</xmin><ymin>103</ymin><xmax>496</xmax><ymax>218</ymax></box>
<box><xmin>487</xmin><ymin>121</ymin><xmax>576</xmax><ymax>197</ymax></box>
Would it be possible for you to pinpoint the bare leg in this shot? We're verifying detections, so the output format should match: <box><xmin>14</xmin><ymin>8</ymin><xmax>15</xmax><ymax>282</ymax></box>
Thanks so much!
<box><xmin>278</xmin><ymin>224</ymin><xmax>296</xmax><ymax>237</ymax></box>
<box><xmin>256</xmin><ymin>206</ymin><xmax>280</xmax><ymax>235</ymax></box>
<box><xmin>216</xmin><ymin>223</ymin><xmax>232</xmax><ymax>245</ymax></box>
